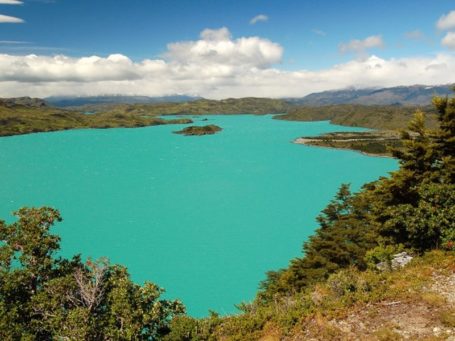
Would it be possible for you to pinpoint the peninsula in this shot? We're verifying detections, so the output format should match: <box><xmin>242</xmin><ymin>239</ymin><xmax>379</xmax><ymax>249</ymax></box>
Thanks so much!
<box><xmin>294</xmin><ymin>130</ymin><xmax>402</xmax><ymax>156</ymax></box>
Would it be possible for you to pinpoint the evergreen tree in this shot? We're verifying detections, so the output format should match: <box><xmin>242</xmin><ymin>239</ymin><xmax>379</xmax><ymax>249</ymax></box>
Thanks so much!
<box><xmin>259</xmin><ymin>184</ymin><xmax>379</xmax><ymax>297</ymax></box>
<box><xmin>432</xmin><ymin>91</ymin><xmax>455</xmax><ymax>182</ymax></box>
<box><xmin>259</xmin><ymin>89</ymin><xmax>455</xmax><ymax>300</ymax></box>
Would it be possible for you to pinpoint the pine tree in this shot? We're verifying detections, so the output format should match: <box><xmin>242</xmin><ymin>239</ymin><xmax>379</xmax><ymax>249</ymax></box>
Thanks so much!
<box><xmin>432</xmin><ymin>90</ymin><xmax>455</xmax><ymax>182</ymax></box>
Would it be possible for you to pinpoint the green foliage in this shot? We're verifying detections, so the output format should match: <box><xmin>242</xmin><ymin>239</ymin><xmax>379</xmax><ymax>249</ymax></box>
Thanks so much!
<box><xmin>259</xmin><ymin>184</ymin><xmax>380</xmax><ymax>299</ymax></box>
<box><xmin>326</xmin><ymin>267</ymin><xmax>374</xmax><ymax>302</ymax></box>
<box><xmin>0</xmin><ymin>207</ymin><xmax>184</xmax><ymax>340</ymax></box>
<box><xmin>163</xmin><ymin>316</ymin><xmax>201</xmax><ymax>341</ymax></box>
<box><xmin>179</xmin><ymin>251</ymin><xmax>455</xmax><ymax>340</ymax></box>
<box><xmin>259</xmin><ymin>90</ymin><xmax>455</xmax><ymax>303</ymax></box>
<box><xmin>379</xmin><ymin>182</ymin><xmax>455</xmax><ymax>251</ymax></box>
<box><xmin>365</xmin><ymin>244</ymin><xmax>404</xmax><ymax>270</ymax></box>
<box><xmin>392</xmin><ymin>110</ymin><xmax>435</xmax><ymax>181</ymax></box>
<box><xmin>163</xmin><ymin>312</ymin><xmax>225</xmax><ymax>341</ymax></box>
<box><xmin>432</xmin><ymin>94</ymin><xmax>455</xmax><ymax>182</ymax></box>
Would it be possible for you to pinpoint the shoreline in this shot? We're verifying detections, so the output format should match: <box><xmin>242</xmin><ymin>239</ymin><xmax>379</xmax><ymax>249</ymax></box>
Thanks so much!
<box><xmin>293</xmin><ymin>137</ymin><xmax>394</xmax><ymax>158</ymax></box>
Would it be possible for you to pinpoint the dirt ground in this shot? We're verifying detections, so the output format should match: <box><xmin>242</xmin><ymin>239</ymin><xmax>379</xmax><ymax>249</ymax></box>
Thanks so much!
<box><xmin>279</xmin><ymin>272</ymin><xmax>455</xmax><ymax>341</ymax></box>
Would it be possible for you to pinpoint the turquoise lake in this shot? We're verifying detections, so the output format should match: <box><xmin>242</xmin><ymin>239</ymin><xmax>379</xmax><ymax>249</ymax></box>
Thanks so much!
<box><xmin>0</xmin><ymin>115</ymin><xmax>397</xmax><ymax>316</ymax></box>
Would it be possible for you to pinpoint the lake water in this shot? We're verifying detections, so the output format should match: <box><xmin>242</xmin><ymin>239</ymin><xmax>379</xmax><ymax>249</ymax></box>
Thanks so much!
<box><xmin>0</xmin><ymin>115</ymin><xmax>397</xmax><ymax>316</ymax></box>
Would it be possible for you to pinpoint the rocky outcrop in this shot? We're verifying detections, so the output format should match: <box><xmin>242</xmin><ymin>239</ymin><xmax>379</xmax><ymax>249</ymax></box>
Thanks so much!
<box><xmin>0</xmin><ymin>97</ymin><xmax>48</xmax><ymax>108</ymax></box>
<box><xmin>377</xmin><ymin>252</ymin><xmax>414</xmax><ymax>271</ymax></box>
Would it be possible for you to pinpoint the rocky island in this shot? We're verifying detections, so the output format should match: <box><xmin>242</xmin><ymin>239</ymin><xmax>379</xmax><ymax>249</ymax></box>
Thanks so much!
<box><xmin>174</xmin><ymin>124</ymin><xmax>222</xmax><ymax>136</ymax></box>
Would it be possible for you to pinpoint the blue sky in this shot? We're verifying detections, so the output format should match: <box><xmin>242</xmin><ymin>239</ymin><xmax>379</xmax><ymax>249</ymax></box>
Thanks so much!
<box><xmin>0</xmin><ymin>0</ymin><xmax>454</xmax><ymax>98</ymax></box>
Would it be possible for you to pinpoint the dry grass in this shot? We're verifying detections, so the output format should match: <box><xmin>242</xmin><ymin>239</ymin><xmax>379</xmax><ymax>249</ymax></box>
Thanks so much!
<box><xmin>211</xmin><ymin>251</ymin><xmax>455</xmax><ymax>341</ymax></box>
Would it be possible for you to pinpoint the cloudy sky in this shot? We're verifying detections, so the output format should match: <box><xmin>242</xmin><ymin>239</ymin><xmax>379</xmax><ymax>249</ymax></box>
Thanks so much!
<box><xmin>0</xmin><ymin>0</ymin><xmax>454</xmax><ymax>98</ymax></box>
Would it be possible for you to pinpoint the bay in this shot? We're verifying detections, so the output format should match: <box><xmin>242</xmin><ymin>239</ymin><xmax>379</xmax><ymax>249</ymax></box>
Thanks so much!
<box><xmin>0</xmin><ymin>115</ymin><xmax>397</xmax><ymax>316</ymax></box>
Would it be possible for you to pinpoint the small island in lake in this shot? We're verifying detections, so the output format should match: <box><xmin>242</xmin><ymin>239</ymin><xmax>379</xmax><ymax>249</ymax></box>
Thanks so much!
<box><xmin>174</xmin><ymin>124</ymin><xmax>222</xmax><ymax>136</ymax></box>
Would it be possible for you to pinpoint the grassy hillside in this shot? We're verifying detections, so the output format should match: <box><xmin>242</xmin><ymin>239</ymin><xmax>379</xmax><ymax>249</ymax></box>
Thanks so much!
<box><xmin>165</xmin><ymin>251</ymin><xmax>455</xmax><ymax>340</ymax></box>
<box><xmin>69</xmin><ymin>97</ymin><xmax>290</xmax><ymax>115</ymax></box>
<box><xmin>276</xmin><ymin>104</ymin><xmax>440</xmax><ymax>130</ymax></box>
<box><xmin>0</xmin><ymin>101</ymin><xmax>191</xmax><ymax>137</ymax></box>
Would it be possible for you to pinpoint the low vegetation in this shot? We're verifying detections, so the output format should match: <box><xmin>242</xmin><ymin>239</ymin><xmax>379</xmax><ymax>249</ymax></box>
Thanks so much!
<box><xmin>276</xmin><ymin>104</ymin><xmax>440</xmax><ymax>130</ymax></box>
<box><xmin>164</xmin><ymin>251</ymin><xmax>455</xmax><ymax>340</ymax></box>
<box><xmin>295</xmin><ymin>130</ymin><xmax>403</xmax><ymax>156</ymax></box>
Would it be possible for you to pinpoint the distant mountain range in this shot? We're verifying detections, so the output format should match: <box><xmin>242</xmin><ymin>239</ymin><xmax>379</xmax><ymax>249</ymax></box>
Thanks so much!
<box><xmin>45</xmin><ymin>95</ymin><xmax>202</xmax><ymax>107</ymax></box>
<box><xmin>23</xmin><ymin>84</ymin><xmax>455</xmax><ymax>108</ymax></box>
<box><xmin>286</xmin><ymin>84</ymin><xmax>454</xmax><ymax>106</ymax></box>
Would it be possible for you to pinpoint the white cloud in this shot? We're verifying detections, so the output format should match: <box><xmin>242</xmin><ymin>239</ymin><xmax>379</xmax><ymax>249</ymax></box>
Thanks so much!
<box><xmin>437</xmin><ymin>10</ymin><xmax>455</xmax><ymax>30</ymax></box>
<box><xmin>0</xmin><ymin>14</ymin><xmax>24</xmax><ymax>23</ymax></box>
<box><xmin>312</xmin><ymin>29</ymin><xmax>326</xmax><ymax>36</ymax></box>
<box><xmin>339</xmin><ymin>35</ymin><xmax>384</xmax><ymax>55</ymax></box>
<box><xmin>404</xmin><ymin>30</ymin><xmax>424</xmax><ymax>41</ymax></box>
<box><xmin>0</xmin><ymin>40</ymin><xmax>28</xmax><ymax>44</ymax></box>
<box><xmin>0</xmin><ymin>0</ymin><xmax>23</xmax><ymax>4</ymax></box>
<box><xmin>441</xmin><ymin>32</ymin><xmax>455</xmax><ymax>50</ymax></box>
<box><xmin>0</xmin><ymin>54</ymin><xmax>139</xmax><ymax>82</ymax></box>
<box><xmin>250</xmin><ymin>14</ymin><xmax>268</xmax><ymax>25</ymax></box>
<box><xmin>0</xmin><ymin>28</ymin><xmax>454</xmax><ymax>99</ymax></box>
<box><xmin>166</xmin><ymin>27</ymin><xmax>282</xmax><ymax>69</ymax></box>
<box><xmin>199</xmin><ymin>27</ymin><xmax>231</xmax><ymax>41</ymax></box>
